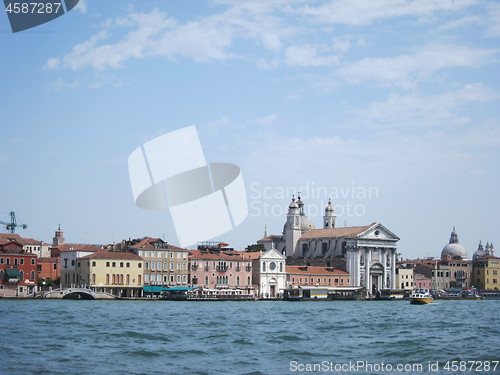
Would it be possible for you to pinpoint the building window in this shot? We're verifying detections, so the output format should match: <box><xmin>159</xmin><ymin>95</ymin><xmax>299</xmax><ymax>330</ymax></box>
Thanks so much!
<box><xmin>106</xmin><ymin>262</ymin><xmax>110</xmax><ymax>267</ymax></box>
<box><xmin>163</xmin><ymin>262</ymin><xmax>168</xmax><ymax>271</ymax></box>
<box><xmin>20</xmin><ymin>258</ymin><xmax>24</xmax><ymax>265</ymax></box>
<box><xmin>262</xmin><ymin>262</ymin><xmax>266</xmax><ymax>272</ymax></box>
<box><xmin>112</xmin><ymin>262</ymin><xmax>116</xmax><ymax>267</ymax></box>
<box><xmin>30</xmin><ymin>271</ymin><xmax>35</xmax><ymax>280</ymax></box>
<box><xmin>126</xmin><ymin>274</ymin><xmax>130</xmax><ymax>284</ymax></box>
<box><xmin>138</xmin><ymin>263</ymin><xmax>142</xmax><ymax>268</ymax></box>
<box><xmin>92</xmin><ymin>261</ymin><xmax>96</xmax><ymax>267</ymax></box>
<box><xmin>205</xmin><ymin>276</ymin><xmax>209</xmax><ymax>285</ymax></box>
<box><xmin>322</xmin><ymin>242</ymin><xmax>328</xmax><ymax>254</ymax></box>
<box><xmin>177</xmin><ymin>275</ymin><xmax>181</xmax><ymax>283</ymax></box>
<box><xmin>236</xmin><ymin>276</ymin><xmax>240</xmax><ymax>286</ymax></box>
<box><xmin>170</xmin><ymin>262</ymin><xmax>174</xmax><ymax>271</ymax></box>
<box><xmin>92</xmin><ymin>274</ymin><xmax>96</xmax><ymax>284</ymax></box>
<box><xmin>71</xmin><ymin>260</ymin><xmax>75</xmax><ymax>266</ymax></box>
<box><xmin>0</xmin><ymin>258</ymin><xmax>3</xmax><ymax>264</ymax></box>
<box><xmin>31</xmin><ymin>258</ymin><xmax>35</xmax><ymax>265</ymax></box>
<box><xmin>157</xmin><ymin>261</ymin><xmax>162</xmax><ymax>270</ymax></box>
<box><xmin>14</xmin><ymin>258</ymin><xmax>18</xmax><ymax>266</ymax></box>
<box><xmin>138</xmin><ymin>275</ymin><xmax>142</xmax><ymax>284</ymax></box>
<box><xmin>120</xmin><ymin>262</ymin><xmax>124</xmax><ymax>268</ymax></box>
<box><xmin>106</xmin><ymin>274</ymin><xmax>110</xmax><ymax>284</ymax></box>
<box><xmin>182</xmin><ymin>275</ymin><xmax>187</xmax><ymax>284</ymax></box>
<box><xmin>126</xmin><ymin>262</ymin><xmax>130</xmax><ymax>268</ymax></box>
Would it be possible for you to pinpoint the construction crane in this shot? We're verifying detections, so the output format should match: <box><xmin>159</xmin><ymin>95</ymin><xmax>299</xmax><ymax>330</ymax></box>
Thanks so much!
<box><xmin>0</xmin><ymin>211</ymin><xmax>28</xmax><ymax>233</ymax></box>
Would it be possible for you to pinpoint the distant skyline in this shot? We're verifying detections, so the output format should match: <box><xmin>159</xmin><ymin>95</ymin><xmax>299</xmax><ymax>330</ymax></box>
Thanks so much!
<box><xmin>1</xmin><ymin>0</ymin><xmax>499</xmax><ymax>259</ymax></box>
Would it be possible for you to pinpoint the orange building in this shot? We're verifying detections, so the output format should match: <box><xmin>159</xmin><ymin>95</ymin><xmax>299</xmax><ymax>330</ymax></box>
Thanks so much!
<box><xmin>37</xmin><ymin>257</ymin><xmax>60</xmax><ymax>283</ymax></box>
<box><xmin>286</xmin><ymin>265</ymin><xmax>350</xmax><ymax>287</ymax></box>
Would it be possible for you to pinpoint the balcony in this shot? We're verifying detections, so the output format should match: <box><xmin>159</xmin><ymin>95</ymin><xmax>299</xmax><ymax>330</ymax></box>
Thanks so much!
<box><xmin>204</xmin><ymin>266</ymin><xmax>209</xmax><ymax>271</ymax></box>
<box><xmin>216</xmin><ymin>265</ymin><xmax>228</xmax><ymax>272</ymax></box>
<box><xmin>191</xmin><ymin>264</ymin><xmax>198</xmax><ymax>271</ymax></box>
<box><xmin>235</xmin><ymin>266</ymin><xmax>241</xmax><ymax>272</ymax></box>
<box><xmin>245</xmin><ymin>265</ymin><xmax>251</xmax><ymax>272</ymax></box>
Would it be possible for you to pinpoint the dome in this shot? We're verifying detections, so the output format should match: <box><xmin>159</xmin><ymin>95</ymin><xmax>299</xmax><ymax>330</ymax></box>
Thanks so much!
<box><xmin>473</xmin><ymin>241</ymin><xmax>485</xmax><ymax>260</ymax></box>
<box><xmin>325</xmin><ymin>199</ymin><xmax>335</xmax><ymax>212</ymax></box>
<box><xmin>300</xmin><ymin>215</ymin><xmax>315</xmax><ymax>231</ymax></box>
<box><xmin>288</xmin><ymin>196</ymin><xmax>299</xmax><ymax>209</ymax></box>
<box><xmin>441</xmin><ymin>227</ymin><xmax>468</xmax><ymax>260</ymax></box>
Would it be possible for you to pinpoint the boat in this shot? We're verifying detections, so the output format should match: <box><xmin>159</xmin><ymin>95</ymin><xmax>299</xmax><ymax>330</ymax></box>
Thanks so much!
<box><xmin>378</xmin><ymin>289</ymin><xmax>411</xmax><ymax>300</ymax></box>
<box><xmin>439</xmin><ymin>288</ymin><xmax>481</xmax><ymax>300</ymax></box>
<box><xmin>410</xmin><ymin>288</ymin><xmax>433</xmax><ymax>304</ymax></box>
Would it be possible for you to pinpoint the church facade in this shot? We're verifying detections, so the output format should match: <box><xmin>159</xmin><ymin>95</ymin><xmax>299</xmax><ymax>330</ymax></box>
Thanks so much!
<box><xmin>258</xmin><ymin>196</ymin><xmax>400</xmax><ymax>296</ymax></box>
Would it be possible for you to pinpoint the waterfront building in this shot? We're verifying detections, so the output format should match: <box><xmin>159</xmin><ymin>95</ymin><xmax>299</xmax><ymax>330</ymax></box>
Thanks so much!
<box><xmin>258</xmin><ymin>196</ymin><xmax>399</xmax><ymax>297</ymax></box>
<box><xmin>78</xmin><ymin>250</ymin><xmax>144</xmax><ymax>297</ymax></box>
<box><xmin>286</xmin><ymin>265</ymin><xmax>350</xmax><ymax>288</ymax></box>
<box><xmin>0</xmin><ymin>239</ymin><xmax>37</xmax><ymax>297</ymax></box>
<box><xmin>436</xmin><ymin>228</ymin><xmax>472</xmax><ymax>289</ymax></box>
<box><xmin>473</xmin><ymin>256</ymin><xmax>500</xmax><ymax>290</ymax></box>
<box><xmin>189</xmin><ymin>243</ymin><xmax>257</xmax><ymax>296</ymax></box>
<box><xmin>414</xmin><ymin>273</ymin><xmax>432</xmax><ymax>289</ymax></box>
<box><xmin>37</xmin><ymin>257</ymin><xmax>60</xmax><ymax>284</ymax></box>
<box><xmin>57</xmin><ymin>244</ymin><xmax>102</xmax><ymax>287</ymax></box>
<box><xmin>124</xmin><ymin>237</ymin><xmax>189</xmax><ymax>287</ymax></box>
<box><xmin>0</xmin><ymin>232</ymin><xmax>51</xmax><ymax>258</ymax></box>
<box><xmin>395</xmin><ymin>264</ymin><xmax>414</xmax><ymax>290</ymax></box>
<box><xmin>253</xmin><ymin>246</ymin><xmax>286</xmax><ymax>298</ymax></box>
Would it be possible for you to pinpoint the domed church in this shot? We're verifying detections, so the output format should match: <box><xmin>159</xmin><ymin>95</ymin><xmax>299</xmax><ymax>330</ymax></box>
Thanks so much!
<box><xmin>441</xmin><ymin>227</ymin><xmax>468</xmax><ymax>260</ymax></box>
<box><xmin>258</xmin><ymin>195</ymin><xmax>400</xmax><ymax>296</ymax></box>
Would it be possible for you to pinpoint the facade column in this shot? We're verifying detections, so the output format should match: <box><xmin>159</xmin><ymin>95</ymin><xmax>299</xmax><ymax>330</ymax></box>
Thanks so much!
<box><xmin>365</xmin><ymin>247</ymin><xmax>371</xmax><ymax>296</ymax></box>
<box><xmin>354</xmin><ymin>249</ymin><xmax>360</xmax><ymax>286</ymax></box>
<box><xmin>382</xmin><ymin>249</ymin><xmax>387</xmax><ymax>289</ymax></box>
<box><xmin>391</xmin><ymin>249</ymin><xmax>396</xmax><ymax>289</ymax></box>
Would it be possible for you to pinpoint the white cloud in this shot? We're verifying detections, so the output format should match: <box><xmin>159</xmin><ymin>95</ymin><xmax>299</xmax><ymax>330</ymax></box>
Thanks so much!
<box><xmin>435</xmin><ymin>16</ymin><xmax>480</xmax><ymax>32</ymax></box>
<box><xmin>296</xmin><ymin>0</ymin><xmax>479</xmax><ymax>25</ymax></box>
<box><xmin>338</xmin><ymin>44</ymin><xmax>497</xmax><ymax>89</ymax></box>
<box><xmin>485</xmin><ymin>2</ymin><xmax>500</xmax><ymax>37</ymax></box>
<box><xmin>284</xmin><ymin>44</ymin><xmax>340</xmax><ymax>67</ymax></box>
<box><xmin>353</xmin><ymin>83</ymin><xmax>497</xmax><ymax>128</ymax></box>
<box><xmin>256</xmin><ymin>114</ymin><xmax>279</xmax><ymax>126</ymax></box>
<box><xmin>75</xmin><ymin>0</ymin><xmax>87</xmax><ymax>13</ymax></box>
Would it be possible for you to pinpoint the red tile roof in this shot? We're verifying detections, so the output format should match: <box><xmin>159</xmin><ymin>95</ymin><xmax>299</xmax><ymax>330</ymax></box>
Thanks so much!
<box><xmin>258</xmin><ymin>235</ymin><xmax>284</xmax><ymax>242</ymax></box>
<box><xmin>54</xmin><ymin>244</ymin><xmax>102</xmax><ymax>253</ymax></box>
<box><xmin>129</xmin><ymin>237</ymin><xmax>186</xmax><ymax>251</ymax></box>
<box><xmin>189</xmin><ymin>250</ymin><xmax>260</xmax><ymax>260</ymax></box>
<box><xmin>299</xmin><ymin>224</ymin><xmax>376</xmax><ymax>239</ymax></box>
<box><xmin>80</xmin><ymin>250</ymin><xmax>143</xmax><ymax>260</ymax></box>
<box><xmin>0</xmin><ymin>233</ymin><xmax>49</xmax><ymax>246</ymax></box>
<box><xmin>286</xmin><ymin>265</ymin><xmax>349</xmax><ymax>276</ymax></box>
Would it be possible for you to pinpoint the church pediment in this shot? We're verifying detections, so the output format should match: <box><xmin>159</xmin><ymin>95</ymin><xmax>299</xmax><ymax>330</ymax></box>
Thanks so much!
<box><xmin>262</xmin><ymin>247</ymin><xmax>286</xmax><ymax>260</ymax></box>
<box><xmin>357</xmin><ymin>223</ymin><xmax>400</xmax><ymax>242</ymax></box>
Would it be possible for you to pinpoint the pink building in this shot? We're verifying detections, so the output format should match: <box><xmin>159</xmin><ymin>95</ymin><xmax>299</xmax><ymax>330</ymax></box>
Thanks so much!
<box><xmin>414</xmin><ymin>273</ymin><xmax>432</xmax><ymax>289</ymax></box>
<box><xmin>189</xmin><ymin>248</ymin><xmax>259</xmax><ymax>296</ymax></box>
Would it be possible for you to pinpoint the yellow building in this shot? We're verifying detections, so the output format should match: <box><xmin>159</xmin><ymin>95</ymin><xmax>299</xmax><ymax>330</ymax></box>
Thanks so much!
<box><xmin>78</xmin><ymin>250</ymin><xmax>144</xmax><ymax>297</ymax></box>
<box><xmin>473</xmin><ymin>256</ymin><xmax>500</xmax><ymax>290</ymax></box>
<box><xmin>396</xmin><ymin>266</ymin><xmax>414</xmax><ymax>290</ymax></box>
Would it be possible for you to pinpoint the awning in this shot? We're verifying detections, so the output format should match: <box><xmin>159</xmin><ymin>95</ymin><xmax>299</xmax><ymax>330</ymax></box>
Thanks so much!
<box><xmin>5</xmin><ymin>269</ymin><xmax>22</xmax><ymax>278</ymax></box>
<box><xmin>142</xmin><ymin>286</ymin><xmax>166</xmax><ymax>293</ymax></box>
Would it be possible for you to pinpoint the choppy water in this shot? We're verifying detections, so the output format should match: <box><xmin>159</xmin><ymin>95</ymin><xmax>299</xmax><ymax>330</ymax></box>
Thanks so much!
<box><xmin>1</xmin><ymin>299</ymin><xmax>499</xmax><ymax>374</ymax></box>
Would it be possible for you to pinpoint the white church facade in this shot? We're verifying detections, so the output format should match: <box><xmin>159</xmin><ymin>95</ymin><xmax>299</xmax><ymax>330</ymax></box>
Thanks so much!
<box><xmin>258</xmin><ymin>196</ymin><xmax>400</xmax><ymax>296</ymax></box>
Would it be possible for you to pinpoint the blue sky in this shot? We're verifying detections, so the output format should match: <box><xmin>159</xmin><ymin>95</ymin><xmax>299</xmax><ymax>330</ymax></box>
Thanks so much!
<box><xmin>1</xmin><ymin>0</ymin><xmax>499</xmax><ymax>259</ymax></box>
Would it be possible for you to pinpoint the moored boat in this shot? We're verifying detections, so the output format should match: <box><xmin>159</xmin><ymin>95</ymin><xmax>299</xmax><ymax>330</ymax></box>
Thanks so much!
<box><xmin>439</xmin><ymin>288</ymin><xmax>481</xmax><ymax>300</ymax></box>
<box><xmin>410</xmin><ymin>288</ymin><xmax>433</xmax><ymax>304</ymax></box>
